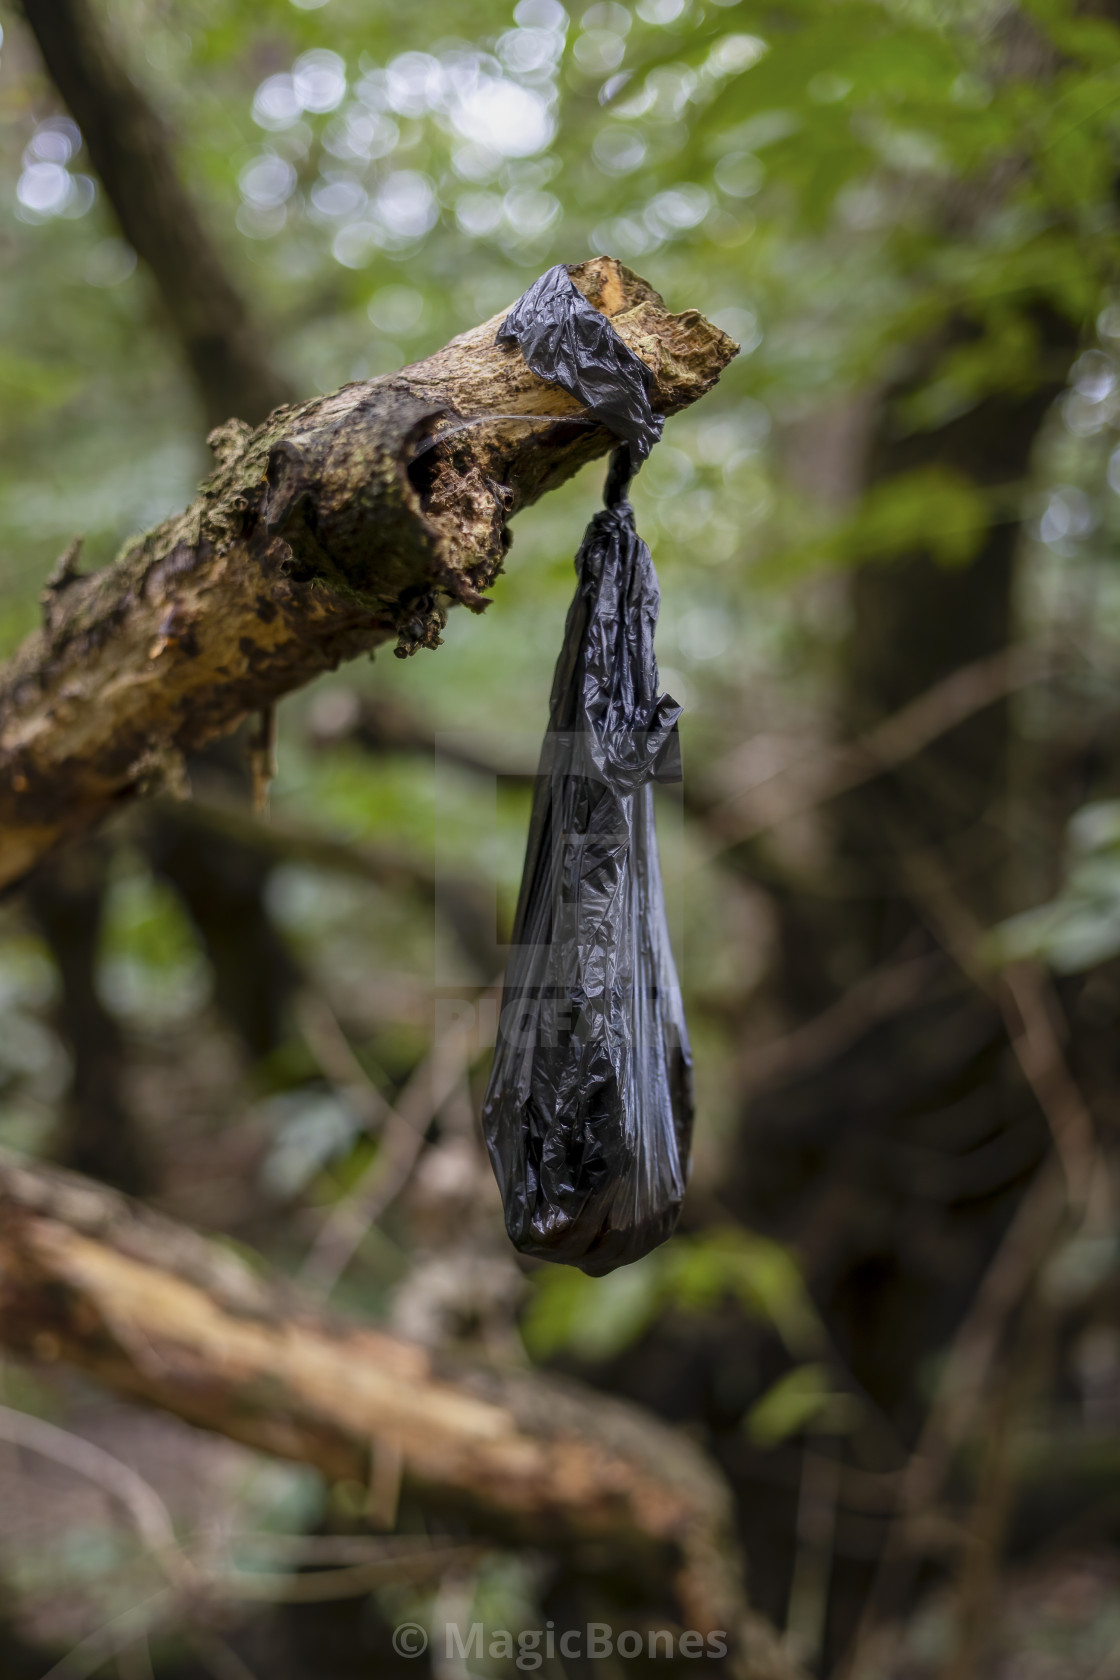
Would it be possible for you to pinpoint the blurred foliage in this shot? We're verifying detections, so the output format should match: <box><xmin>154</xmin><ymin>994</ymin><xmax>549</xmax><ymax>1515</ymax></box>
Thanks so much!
<box><xmin>97</xmin><ymin>860</ymin><xmax>213</xmax><ymax>1025</ymax></box>
<box><xmin>2</xmin><ymin>0</ymin><xmax>1119</xmax><ymax>1307</ymax></box>
<box><xmin>744</xmin><ymin>1363</ymin><xmax>863</xmax><ymax>1447</ymax></box>
<box><xmin>990</xmin><ymin>800</ymin><xmax>1120</xmax><ymax>973</ymax></box>
<box><xmin>521</xmin><ymin>1225</ymin><xmax>824</xmax><ymax>1361</ymax></box>
<box><xmin>4</xmin><ymin>0</ymin><xmax>1120</xmax><ymax>616</ymax></box>
<box><xmin>5</xmin><ymin>0</ymin><xmax>1120</xmax><ymax>1666</ymax></box>
<box><xmin>3</xmin><ymin>0</ymin><xmax>1120</xmax><ymax>1331</ymax></box>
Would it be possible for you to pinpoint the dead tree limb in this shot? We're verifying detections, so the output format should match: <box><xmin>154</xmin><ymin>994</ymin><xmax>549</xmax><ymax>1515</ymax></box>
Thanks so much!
<box><xmin>0</xmin><ymin>1148</ymin><xmax>798</xmax><ymax>1677</ymax></box>
<box><xmin>21</xmin><ymin>0</ymin><xmax>293</xmax><ymax>428</ymax></box>
<box><xmin>0</xmin><ymin>258</ymin><xmax>734</xmax><ymax>893</ymax></box>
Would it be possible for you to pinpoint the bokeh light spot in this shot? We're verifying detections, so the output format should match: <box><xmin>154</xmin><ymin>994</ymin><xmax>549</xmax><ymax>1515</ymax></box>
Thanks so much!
<box><xmin>239</xmin><ymin>154</ymin><xmax>297</xmax><ymax>209</ymax></box>
<box><xmin>592</xmin><ymin>126</ymin><xmax>647</xmax><ymax>175</ymax></box>
<box><xmin>84</xmin><ymin>239</ymin><xmax>138</xmax><ymax>287</ymax></box>
<box><xmin>253</xmin><ymin>74</ymin><xmax>302</xmax><ymax>130</ymax></box>
<box><xmin>17</xmin><ymin>161</ymin><xmax>72</xmax><ymax>216</ymax></box>
<box><xmin>514</xmin><ymin>0</ymin><xmax>567</xmax><ymax>27</ymax></box>
<box><xmin>367</xmin><ymin>285</ymin><xmax>425</xmax><ymax>334</ymax></box>
<box><xmin>292</xmin><ymin>49</ymin><xmax>347</xmax><ymax>114</ymax></box>
<box><xmin>451</xmin><ymin>78</ymin><xmax>555</xmax><ymax>157</ymax></box>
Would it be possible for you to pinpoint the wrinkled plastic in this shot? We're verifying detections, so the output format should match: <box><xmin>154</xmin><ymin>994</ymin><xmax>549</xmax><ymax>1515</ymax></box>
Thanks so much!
<box><xmin>481</xmin><ymin>396</ymin><xmax>694</xmax><ymax>1269</ymax></box>
<box><xmin>497</xmin><ymin>264</ymin><xmax>664</xmax><ymax>463</ymax></box>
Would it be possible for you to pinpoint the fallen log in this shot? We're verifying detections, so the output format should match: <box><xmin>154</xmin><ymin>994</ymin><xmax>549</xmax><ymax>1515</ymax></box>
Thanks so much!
<box><xmin>0</xmin><ymin>258</ymin><xmax>734</xmax><ymax>891</ymax></box>
<box><xmin>0</xmin><ymin>1148</ymin><xmax>798</xmax><ymax>1677</ymax></box>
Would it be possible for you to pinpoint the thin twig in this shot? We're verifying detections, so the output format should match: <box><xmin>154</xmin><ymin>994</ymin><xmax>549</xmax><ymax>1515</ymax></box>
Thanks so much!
<box><xmin>0</xmin><ymin>1401</ymin><xmax>481</xmax><ymax>1657</ymax></box>
<box><xmin>896</xmin><ymin>844</ymin><xmax>1100</xmax><ymax>1217</ymax></box>
<box><xmin>0</xmin><ymin>1404</ymin><xmax>197</xmax><ymax>1592</ymax></box>
<box><xmin>116</xmin><ymin>1636</ymin><xmax>156</xmax><ymax>1680</ymax></box>
<box><xmin>299</xmin><ymin>1014</ymin><xmax>476</xmax><ymax>1292</ymax></box>
<box><xmin>784</xmin><ymin>1447</ymin><xmax>840</xmax><ymax>1670</ymax></box>
<box><xmin>999</xmin><ymin>961</ymin><xmax>1101</xmax><ymax>1219</ymax></box>
<box><xmin>736</xmin><ymin>950</ymin><xmax>943</xmax><ymax>1096</ymax></box>
<box><xmin>705</xmin><ymin>645</ymin><xmax>1043</xmax><ymax>851</ymax></box>
<box><xmin>299</xmin><ymin>644</ymin><xmax>1047</xmax><ymax>877</ymax></box>
<box><xmin>368</xmin><ymin>1433</ymin><xmax>405</xmax><ymax>1531</ymax></box>
<box><xmin>840</xmin><ymin>1162</ymin><xmax>1067</xmax><ymax>1679</ymax></box>
<box><xmin>248</xmin><ymin>706</ymin><xmax>277</xmax><ymax>819</ymax></box>
<box><xmin>294</xmin><ymin>990</ymin><xmax>392</xmax><ymax>1134</ymax></box>
<box><xmin>186</xmin><ymin>1631</ymin><xmax>262</xmax><ymax>1680</ymax></box>
<box><xmin>145</xmin><ymin>796</ymin><xmax>499</xmax><ymax>976</ymax></box>
<box><xmin>216</xmin><ymin>1544</ymin><xmax>480</xmax><ymax>1603</ymax></box>
<box><xmin>227</xmin><ymin>1532</ymin><xmax>465</xmax><ymax>1567</ymax></box>
<box><xmin>841</xmin><ymin>830</ymin><xmax>1107</xmax><ymax>1676</ymax></box>
<box><xmin>39</xmin><ymin>1591</ymin><xmax>174</xmax><ymax>1680</ymax></box>
<box><xmin>937</xmin><ymin>1291</ymin><xmax>1048</xmax><ymax>1680</ymax></box>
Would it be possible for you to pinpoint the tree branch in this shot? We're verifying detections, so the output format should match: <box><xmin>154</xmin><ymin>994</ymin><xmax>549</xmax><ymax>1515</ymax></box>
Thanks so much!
<box><xmin>0</xmin><ymin>1147</ymin><xmax>799</xmax><ymax>1678</ymax></box>
<box><xmin>21</xmin><ymin>0</ymin><xmax>293</xmax><ymax>428</ymax></box>
<box><xmin>0</xmin><ymin>258</ymin><xmax>734</xmax><ymax>893</ymax></box>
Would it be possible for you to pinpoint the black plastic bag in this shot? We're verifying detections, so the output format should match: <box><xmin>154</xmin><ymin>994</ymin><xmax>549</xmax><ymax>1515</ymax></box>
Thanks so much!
<box><xmin>482</xmin><ymin>269</ymin><xmax>694</xmax><ymax>1276</ymax></box>
<box><xmin>496</xmin><ymin>264</ymin><xmax>664</xmax><ymax>462</ymax></box>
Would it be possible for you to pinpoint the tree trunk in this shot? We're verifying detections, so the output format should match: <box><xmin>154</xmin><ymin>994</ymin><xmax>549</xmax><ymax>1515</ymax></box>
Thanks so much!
<box><xmin>21</xmin><ymin>0</ymin><xmax>293</xmax><ymax>431</ymax></box>
<box><xmin>726</xmin><ymin>310</ymin><xmax>1082</xmax><ymax>1660</ymax></box>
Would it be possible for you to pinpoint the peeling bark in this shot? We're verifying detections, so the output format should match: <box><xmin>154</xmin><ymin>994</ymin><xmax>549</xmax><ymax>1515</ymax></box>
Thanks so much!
<box><xmin>0</xmin><ymin>1148</ymin><xmax>799</xmax><ymax>1678</ymax></box>
<box><xmin>0</xmin><ymin>259</ymin><xmax>734</xmax><ymax>892</ymax></box>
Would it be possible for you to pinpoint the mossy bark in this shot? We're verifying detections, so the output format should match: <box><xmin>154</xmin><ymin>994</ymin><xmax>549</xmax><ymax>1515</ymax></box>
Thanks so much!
<box><xmin>0</xmin><ymin>259</ymin><xmax>735</xmax><ymax>891</ymax></box>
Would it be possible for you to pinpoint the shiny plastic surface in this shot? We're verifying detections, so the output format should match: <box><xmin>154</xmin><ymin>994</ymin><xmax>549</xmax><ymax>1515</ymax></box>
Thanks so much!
<box><xmin>496</xmin><ymin>264</ymin><xmax>664</xmax><ymax>462</ymax></box>
<box><xmin>482</xmin><ymin>422</ymin><xmax>694</xmax><ymax>1273</ymax></box>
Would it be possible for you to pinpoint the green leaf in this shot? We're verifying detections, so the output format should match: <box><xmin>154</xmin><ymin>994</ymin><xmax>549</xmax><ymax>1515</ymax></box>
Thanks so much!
<box><xmin>985</xmin><ymin>802</ymin><xmax>1120</xmax><ymax>974</ymax></box>
<box><xmin>519</xmin><ymin>1256</ymin><xmax>664</xmax><ymax>1362</ymax></box>
<box><xmin>662</xmin><ymin>1227</ymin><xmax>824</xmax><ymax>1357</ymax></box>
<box><xmin>745</xmin><ymin>1364</ymin><xmax>863</xmax><ymax>1447</ymax></box>
<box><xmin>521</xmin><ymin>1226</ymin><xmax>823</xmax><ymax>1363</ymax></box>
<box><xmin>767</xmin><ymin>466</ymin><xmax>993</xmax><ymax>582</ymax></box>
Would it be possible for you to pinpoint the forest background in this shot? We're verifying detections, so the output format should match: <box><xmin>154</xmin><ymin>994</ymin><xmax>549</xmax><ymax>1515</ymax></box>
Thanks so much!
<box><xmin>2</xmin><ymin>0</ymin><xmax>1120</xmax><ymax>1676</ymax></box>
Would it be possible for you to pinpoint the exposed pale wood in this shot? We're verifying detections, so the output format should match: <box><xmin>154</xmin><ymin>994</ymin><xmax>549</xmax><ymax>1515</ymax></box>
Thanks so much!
<box><xmin>0</xmin><ymin>1148</ymin><xmax>799</xmax><ymax>1678</ymax></box>
<box><xmin>0</xmin><ymin>259</ymin><xmax>734</xmax><ymax>892</ymax></box>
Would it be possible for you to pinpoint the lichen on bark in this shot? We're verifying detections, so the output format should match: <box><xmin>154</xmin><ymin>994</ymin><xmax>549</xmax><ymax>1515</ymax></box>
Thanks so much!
<box><xmin>0</xmin><ymin>258</ymin><xmax>736</xmax><ymax>891</ymax></box>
